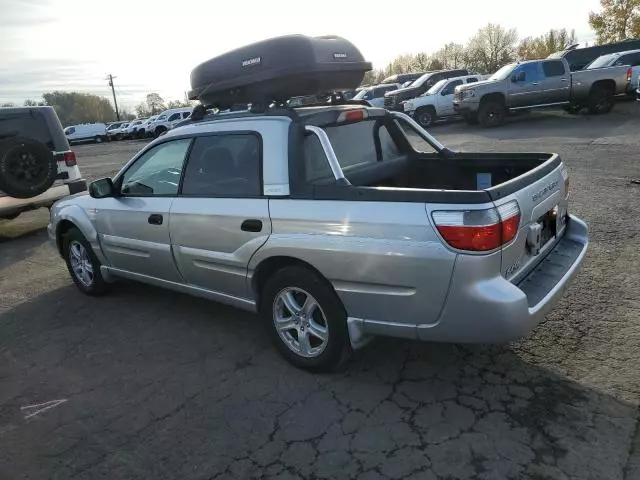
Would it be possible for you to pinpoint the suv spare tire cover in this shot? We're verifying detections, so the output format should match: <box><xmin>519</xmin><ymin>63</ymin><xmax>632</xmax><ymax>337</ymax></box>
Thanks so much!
<box><xmin>0</xmin><ymin>137</ymin><xmax>58</xmax><ymax>199</ymax></box>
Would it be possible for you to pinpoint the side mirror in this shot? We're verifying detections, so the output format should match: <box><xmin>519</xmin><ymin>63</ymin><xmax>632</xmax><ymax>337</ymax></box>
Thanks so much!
<box><xmin>89</xmin><ymin>178</ymin><xmax>115</xmax><ymax>198</ymax></box>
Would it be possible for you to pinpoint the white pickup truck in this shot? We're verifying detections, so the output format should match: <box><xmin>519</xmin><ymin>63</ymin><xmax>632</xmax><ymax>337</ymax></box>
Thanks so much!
<box><xmin>403</xmin><ymin>75</ymin><xmax>486</xmax><ymax>127</ymax></box>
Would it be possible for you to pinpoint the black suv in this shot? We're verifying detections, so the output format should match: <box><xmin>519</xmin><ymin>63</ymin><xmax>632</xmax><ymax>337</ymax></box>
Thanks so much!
<box><xmin>383</xmin><ymin>69</ymin><xmax>469</xmax><ymax>111</ymax></box>
<box><xmin>0</xmin><ymin>107</ymin><xmax>86</xmax><ymax>219</ymax></box>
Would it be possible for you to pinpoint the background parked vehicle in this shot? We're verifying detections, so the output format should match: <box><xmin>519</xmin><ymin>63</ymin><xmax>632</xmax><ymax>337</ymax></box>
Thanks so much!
<box><xmin>106</xmin><ymin>122</ymin><xmax>125</xmax><ymax>140</ymax></box>
<box><xmin>0</xmin><ymin>106</ymin><xmax>86</xmax><ymax>219</ymax></box>
<box><xmin>454</xmin><ymin>58</ymin><xmax>631</xmax><ymax>127</ymax></box>
<box><xmin>121</xmin><ymin>118</ymin><xmax>147</xmax><ymax>139</ymax></box>
<box><xmin>64</xmin><ymin>123</ymin><xmax>107</xmax><ymax>144</ymax></box>
<box><xmin>380</xmin><ymin>72</ymin><xmax>426</xmax><ymax>86</ymax></box>
<box><xmin>352</xmin><ymin>83</ymin><xmax>401</xmax><ymax>107</ymax></box>
<box><xmin>136</xmin><ymin>116</ymin><xmax>157</xmax><ymax>138</ymax></box>
<box><xmin>403</xmin><ymin>75</ymin><xmax>487</xmax><ymax>127</ymax></box>
<box><xmin>150</xmin><ymin>108</ymin><xmax>192</xmax><ymax>137</ymax></box>
<box><xmin>548</xmin><ymin>38</ymin><xmax>640</xmax><ymax>71</ymax></box>
<box><xmin>586</xmin><ymin>49</ymin><xmax>640</xmax><ymax>94</ymax></box>
<box><xmin>384</xmin><ymin>69</ymin><xmax>470</xmax><ymax>110</ymax></box>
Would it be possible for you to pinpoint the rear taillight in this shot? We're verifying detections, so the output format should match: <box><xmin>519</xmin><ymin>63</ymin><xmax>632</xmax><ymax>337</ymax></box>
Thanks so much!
<box><xmin>63</xmin><ymin>151</ymin><xmax>77</xmax><ymax>166</ymax></box>
<box><xmin>432</xmin><ymin>200</ymin><xmax>520</xmax><ymax>252</ymax></box>
<box><xmin>627</xmin><ymin>68</ymin><xmax>633</xmax><ymax>83</ymax></box>
<box><xmin>562</xmin><ymin>167</ymin><xmax>569</xmax><ymax>199</ymax></box>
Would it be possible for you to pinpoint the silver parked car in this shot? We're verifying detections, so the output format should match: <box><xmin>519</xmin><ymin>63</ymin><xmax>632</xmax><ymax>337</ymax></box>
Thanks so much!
<box><xmin>48</xmin><ymin>105</ymin><xmax>588</xmax><ymax>371</ymax></box>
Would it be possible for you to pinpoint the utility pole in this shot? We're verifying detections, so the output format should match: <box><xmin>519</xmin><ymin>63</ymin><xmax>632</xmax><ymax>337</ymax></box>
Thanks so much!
<box><xmin>106</xmin><ymin>74</ymin><xmax>120</xmax><ymax>121</ymax></box>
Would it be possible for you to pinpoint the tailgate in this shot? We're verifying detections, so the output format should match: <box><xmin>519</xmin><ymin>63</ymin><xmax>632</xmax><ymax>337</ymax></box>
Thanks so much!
<box><xmin>488</xmin><ymin>157</ymin><xmax>569</xmax><ymax>281</ymax></box>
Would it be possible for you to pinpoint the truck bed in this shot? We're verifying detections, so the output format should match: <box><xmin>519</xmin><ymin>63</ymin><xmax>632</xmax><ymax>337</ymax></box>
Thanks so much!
<box><xmin>343</xmin><ymin>152</ymin><xmax>559</xmax><ymax>200</ymax></box>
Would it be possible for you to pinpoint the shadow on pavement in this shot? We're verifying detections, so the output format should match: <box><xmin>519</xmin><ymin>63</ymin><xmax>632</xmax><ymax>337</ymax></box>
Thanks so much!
<box><xmin>0</xmin><ymin>282</ymin><xmax>637</xmax><ymax>479</ymax></box>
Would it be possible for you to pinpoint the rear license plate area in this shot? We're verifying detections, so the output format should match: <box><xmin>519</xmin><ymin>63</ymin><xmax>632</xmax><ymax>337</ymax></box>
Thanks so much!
<box><xmin>538</xmin><ymin>209</ymin><xmax>557</xmax><ymax>247</ymax></box>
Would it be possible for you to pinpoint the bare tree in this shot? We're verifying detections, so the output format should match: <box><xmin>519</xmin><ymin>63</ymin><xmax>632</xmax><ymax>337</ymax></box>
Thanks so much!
<box><xmin>145</xmin><ymin>93</ymin><xmax>166</xmax><ymax>115</ymax></box>
<box><xmin>465</xmin><ymin>24</ymin><xmax>518</xmax><ymax>74</ymax></box>
<box><xmin>518</xmin><ymin>29</ymin><xmax>578</xmax><ymax>60</ymax></box>
<box><xmin>589</xmin><ymin>0</ymin><xmax>640</xmax><ymax>44</ymax></box>
<box><xmin>434</xmin><ymin>43</ymin><xmax>466</xmax><ymax>69</ymax></box>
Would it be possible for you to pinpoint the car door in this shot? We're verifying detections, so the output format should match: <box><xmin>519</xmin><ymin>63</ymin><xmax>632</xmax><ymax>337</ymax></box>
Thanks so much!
<box><xmin>169</xmin><ymin>132</ymin><xmax>271</xmax><ymax>301</ymax></box>
<box><xmin>438</xmin><ymin>79</ymin><xmax>463</xmax><ymax>116</ymax></box>
<box><xmin>167</xmin><ymin>112</ymin><xmax>181</xmax><ymax>128</ymax></box>
<box><xmin>507</xmin><ymin>63</ymin><xmax>543</xmax><ymax>107</ymax></box>
<box><xmin>541</xmin><ymin>60</ymin><xmax>570</xmax><ymax>104</ymax></box>
<box><xmin>95</xmin><ymin>138</ymin><xmax>191</xmax><ymax>283</ymax></box>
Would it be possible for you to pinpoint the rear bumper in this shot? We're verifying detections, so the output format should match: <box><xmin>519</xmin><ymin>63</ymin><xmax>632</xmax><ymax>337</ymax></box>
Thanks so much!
<box><xmin>0</xmin><ymin>179</ymin><xmax>86</xmax><ymax>217</ymax></box>
<box><xmin>349</xmin><ymin>214</ymin><xmax>588</xmax><ymax>346</ymax></box>
<box><xmin>417</xmin><ymin>214</ymin><xmax>588</xmax><ymax>343</ymax></box>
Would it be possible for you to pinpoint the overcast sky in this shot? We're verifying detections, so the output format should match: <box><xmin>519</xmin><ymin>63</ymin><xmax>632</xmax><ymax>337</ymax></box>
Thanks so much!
<box><xmin>1</xmin><ymin>0</ymin><xmax>602</xmax><ymax>110</ymax></box>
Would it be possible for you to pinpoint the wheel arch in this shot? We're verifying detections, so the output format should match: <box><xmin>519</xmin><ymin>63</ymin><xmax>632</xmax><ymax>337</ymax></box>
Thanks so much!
<box><xmin>251</xmin><ymin>255</ymin><xmax>337</xmax><ymax>311</ymax></box>
<box><xmin>479</xmin><ymin>92</ymin><xmax>506</xmax><ymax>106</ymax></box>
<box><xmin>590</xmin><ymin>79</ymin><xmax>615</xmax><ymax>94</ymax></box>
<box><xmin>54</xmin><ymin>205</ymin><xmax>107</xmax><ymax>264</ymax></box>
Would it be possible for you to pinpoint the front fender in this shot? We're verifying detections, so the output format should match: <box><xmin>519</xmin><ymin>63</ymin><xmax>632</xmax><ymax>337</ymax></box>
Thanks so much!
<box><xmin>51</xmin><ymin>202</ymin><xmax>108</xmax><ymax>265</ymax></box>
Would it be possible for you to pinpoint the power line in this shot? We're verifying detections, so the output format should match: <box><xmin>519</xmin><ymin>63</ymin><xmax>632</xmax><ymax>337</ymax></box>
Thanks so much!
<box><xmin>106</xmin><ymin>74</ymin><xmax>120</xmax><ymax>121</ymax></box>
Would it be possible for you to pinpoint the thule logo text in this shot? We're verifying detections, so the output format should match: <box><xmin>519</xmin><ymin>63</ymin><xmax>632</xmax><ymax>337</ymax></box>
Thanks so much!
<box><xmin>242</xmin><ymin>57</ymin><xmax>261</xmax><ymax>67</ymax></box>
<box><xmin>333</xmin><ymin>53</ymin><xmax>347</xmax><ymax>58</ymax></box>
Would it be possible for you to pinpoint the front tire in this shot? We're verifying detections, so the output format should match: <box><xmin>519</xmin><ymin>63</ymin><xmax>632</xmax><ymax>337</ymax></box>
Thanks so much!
<box><xmin>94</xmin><ymin>135</ymin><xmax>103</xmax><ymax>143</ymax></box>
<box><xmin>63</xmin><ymin>227</ymin><xmax>108</xmax><ymax>296</ymax></box>
<box><xmin>415</xmin><ymin>107</ymin><xmax>436</xmax><ymax>128</ymax></box>
<box><xmin>478</xmin><ymin>100</ymin><xmax>506</xmax><ymax>127</ymax></box>
<box><xmin>260</xmin><ymin>266</ymin><xmax>352</xmax><ymax>372</ymax></box>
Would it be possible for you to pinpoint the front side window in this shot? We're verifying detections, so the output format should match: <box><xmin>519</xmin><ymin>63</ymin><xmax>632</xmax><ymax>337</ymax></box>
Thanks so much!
<box><xmin>466</xmin><ymin>77</ymin><xmax>479</xmax><ymax>83</ymax></box>
<box><xmin>512</xmin><ymin>63</ymin><xmax>541</xmax><ymax>83</ymax></box>
<box><xmin>441</xmin><ymin>80</ymin><xmax>463</xmax><ymax>96</ymax></box>
<box><xmin>181</xmin><ymin>134</ymin><xmax>261</xmax><ymax>197</ymax></box>
<box><xmin>542</xmin><ymin>60</ymin><xmax>566</xmax><ymax>77</ymax></box>
<box><xmin>120</xmin><ymin>138</ymin><xmax>191</xmax><ymax>196</ymax></box>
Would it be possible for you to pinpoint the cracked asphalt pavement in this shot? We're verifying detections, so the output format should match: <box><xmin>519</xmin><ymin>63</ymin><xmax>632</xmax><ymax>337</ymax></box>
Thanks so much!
<box><xmin>1</xmin><ymin>105</ymin><xmax>639</xmax><ymax>479</ymax></box>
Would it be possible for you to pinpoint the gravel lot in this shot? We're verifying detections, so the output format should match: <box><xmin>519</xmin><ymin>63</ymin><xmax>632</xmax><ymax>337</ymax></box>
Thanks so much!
<box><xmin>1</xmin><ymin>105</ymin><xmax>639</xmax><ymax>480</ymax></box>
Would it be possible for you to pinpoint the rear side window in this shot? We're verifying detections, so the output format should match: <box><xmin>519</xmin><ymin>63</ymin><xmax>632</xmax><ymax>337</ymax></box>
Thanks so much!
<box><xmin>168</xmin><ymin>113</ymin><xmax>181</xmax><ymax>121</ymax></box>
<box><xmin>181</xmin><ymin>134</ymin><xmax>261</xmax><ymax>197</ymax></box>
<box><xmin>303</xmin><ymin>121</ymin><xmax>400</xmax><ymax>183</ymax></box>
<box><xmin>466</xmin><ymin>77</ymin><xmax>479</xmax><ymax>83</ymax></box>
<box><xmin>617</xmin><ymin>53</ymin><xmax>640</xmax><ymax>66</ymax></box>
<box><xmin>0</xmin><ymin>111</ymin><xmax>55</xmax><ymax>149</ymax></box>
<box><xmin>543</xmin><ymin>61</ymin><xmax>566</xmax><ymax>77</ymax></box>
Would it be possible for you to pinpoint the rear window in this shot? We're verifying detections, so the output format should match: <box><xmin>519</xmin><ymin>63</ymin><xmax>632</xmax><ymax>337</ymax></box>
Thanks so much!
<box><xmin>303</xmin><ymin>120</ymin><xmax>400</xmax><ymax>182</ymax></box>
<box><xmin>0</xmin><ymin>110</ymin><xmax>55</xmax><ymax>149</ymax></box>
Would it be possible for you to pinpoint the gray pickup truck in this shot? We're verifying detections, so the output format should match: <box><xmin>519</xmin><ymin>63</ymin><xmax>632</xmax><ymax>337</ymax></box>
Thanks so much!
<box><xmin>48</xmin><ymin>104</ymin><xmax>589</xmax><ymax>371</ymax></box>
<box><xmin>453</xmin><ymin>57</ymin><xmax>632</xmax><ymax>127</ymax></box>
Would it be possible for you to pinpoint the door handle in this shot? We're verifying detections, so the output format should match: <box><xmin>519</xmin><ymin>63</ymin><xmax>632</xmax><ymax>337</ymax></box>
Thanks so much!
<box><xmin>532</xmin><ymin>82</ymin><xmax>539</xmax><ymax>85</ymax></box>
<box><xmin>241</xmin><ymin>219</ymin><xmax>263</xmax><ymax>232</ymax></box>
<box><xmin>148</xmin><ymin>214</ymin><xmax>163</xmax><ymax>225</ymax></box>
<box><xmin>560</xmin><ymin>78</ymin><xmax>568</xmax><ymax>82</ymax></box>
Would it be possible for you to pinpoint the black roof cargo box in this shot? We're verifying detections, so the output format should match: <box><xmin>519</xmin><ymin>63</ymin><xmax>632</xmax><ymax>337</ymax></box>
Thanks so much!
<box><xmin>188</xmin><ymin>35</ymin><xmax>372</xmax><ymax>108</ymax></box>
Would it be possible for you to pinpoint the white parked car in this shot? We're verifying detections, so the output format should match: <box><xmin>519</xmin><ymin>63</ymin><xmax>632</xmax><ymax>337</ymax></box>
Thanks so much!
<box><xmin>353</xmin><ymin>83</ymin><xmax>401</xmax><ymax>107</ymax></box>
<box><xmin>403</xmin><ymin>75</ymin><xmax>487</xmax><ymax>127</ymax></box>
<box><xmin>137</xmin><ymin>115</ymin><xmax>157</xmax><ymax>138</ymax></box>
<box><xmin>586</xmin><ymin>49</ymin><xmax>640</xmax><ymax>94</ymax></box>
<box><xmin>121</xmin><ymin>118</ymin><xmax>147</xmax><ymax>139</ymax></box>
<box><xmin>106</xmin><ymin>121</ymin><xmax>126</xmax><ymax>140</ymax></box>
<box><xmin>64</xmin><ymin>123</ymin><xmax>107</xmax><ymax>144</ymax></box>
<box><xmin>149</xmin><ymin>108</ymin><xmax>192</xmax><ymax>137</ymax></box>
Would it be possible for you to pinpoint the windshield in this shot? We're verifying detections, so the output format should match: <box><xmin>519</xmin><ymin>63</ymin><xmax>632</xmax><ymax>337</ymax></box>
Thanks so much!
<box><xmin>157</xmin><ymin>115</ymin><xmax>166</xmax><ymax>121</ymax></box>
<box><xmin>107</xmin><ymin>123</ymin><xmax>121</xmax><ymax>130</ymax></box>
<box><xmin>425</xmin><ymin>79</ymin><xmax>448</xmax><ymax>95</ymax></box>
<box><xmin>586</xmin><ymin>54</ymin><xmax>616</xmax><ymax>69</ymax></box>
<box><xmin>352</xmin><ymin>89</ymin><xmax>370</xmax><ymax>100</ymax></box>
<box><xmin>411</xmin><ymin>73</ymin><xmax>434</xmax><ymax>88</ymax></box>
<box><xmin>489</xmin><ymin>64</ymin><xmax>517</xmax><ymax>81</ymax></box>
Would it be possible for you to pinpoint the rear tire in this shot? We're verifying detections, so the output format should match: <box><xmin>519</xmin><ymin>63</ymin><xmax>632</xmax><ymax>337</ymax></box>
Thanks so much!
<box><xmin>260</xmin><ymin>266</ymin><xmax>352</xmax><ymax>372</ymax></box>
<box><xmin>478</xmin><ymin>100</ymin><xmax>506</xmax><ymax>127</ymax></box>
<box><xmin>63</xmin><ymin>227</ymin><xmax>108</xmax><ymax>296</ymax></box>
<box><xmin>94</xmin><ymin>135</ymin><xmax>103</xmax><ymax>143</ymax></box>
<box><xmin>587</xmin><ymin>85</ymin><xmax>614</xmax><ymax>114</ymax></box>
<box><xmin>563</xmin><ymin>105</ymin><xmax>582</xmax><ymax>115</ymax></box>
<box><xmin>415</xmin><ymin>107</ymin><xmax>437</xmax><ymax>128</ymax></box>
<box><xmin>154</xmin><ymin>126</ymin><xmax>167</xmax><ymax>138</ymax></box>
